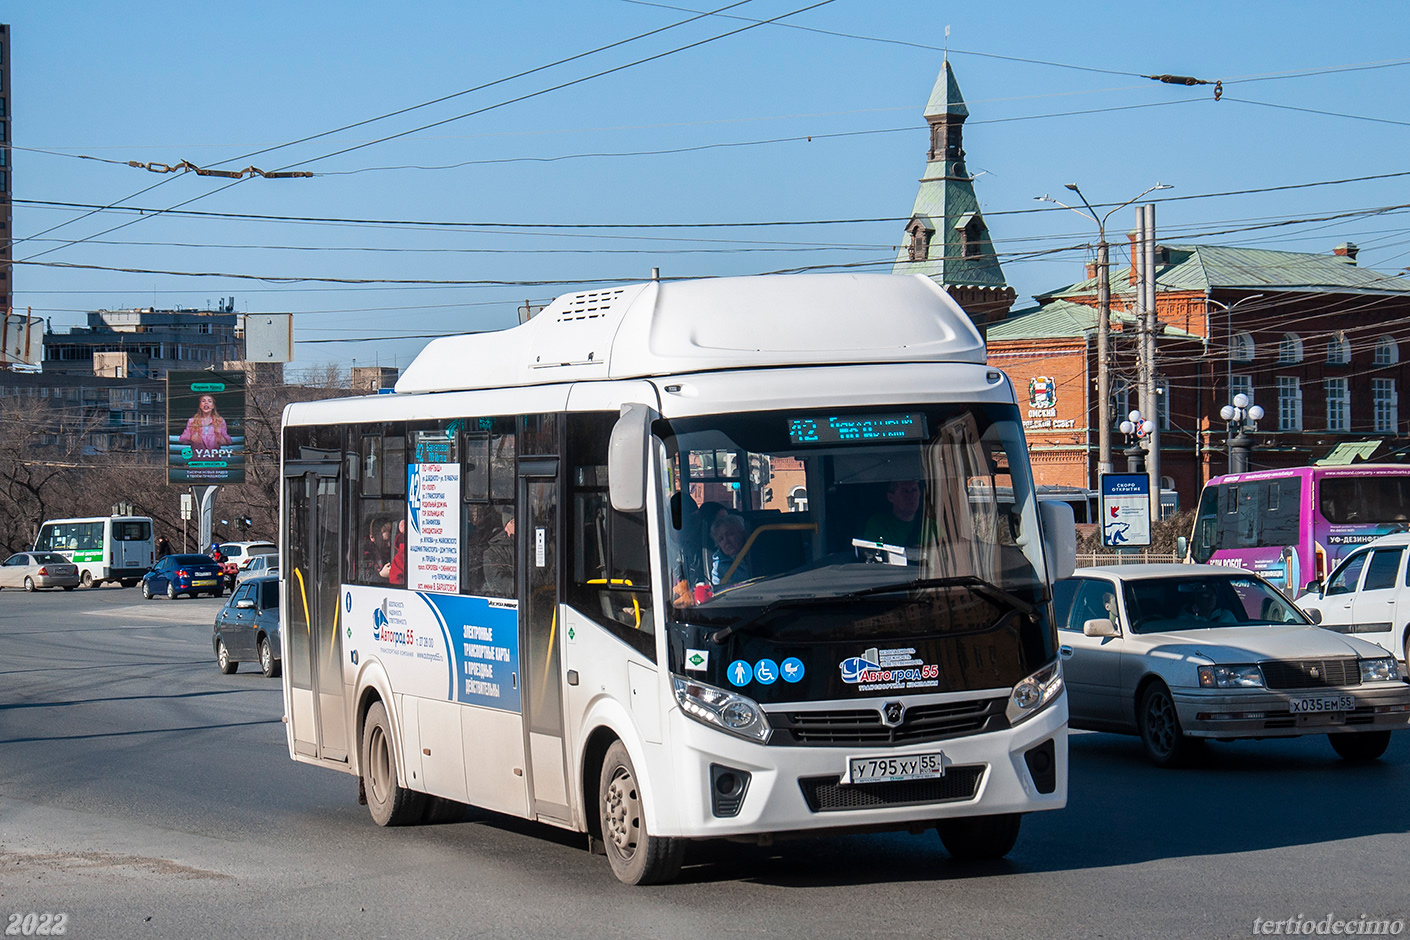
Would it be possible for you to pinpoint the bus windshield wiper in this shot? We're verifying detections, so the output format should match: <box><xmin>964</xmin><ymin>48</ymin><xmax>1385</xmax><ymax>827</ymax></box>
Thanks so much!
<box><xmin>845</xmin><ymin>576</ymin><xmax>1038</xmax><ymax>618</ymax></box>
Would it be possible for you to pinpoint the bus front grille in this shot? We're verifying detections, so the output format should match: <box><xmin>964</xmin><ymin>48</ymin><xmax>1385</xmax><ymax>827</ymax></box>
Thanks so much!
<box><xmin>768</xmin><ymin>697</ymin><xmax>1008</xmax><ymax>746</ymax></box>
<box><xmin>798</xmin><ymin>766</ymin><xmax>985</xmax><ymax>812</ymax></box>
<box><xmin>1260</xmin><ymin>658</ymin><xmax>1361</xmax><ymax>690</ymax></box>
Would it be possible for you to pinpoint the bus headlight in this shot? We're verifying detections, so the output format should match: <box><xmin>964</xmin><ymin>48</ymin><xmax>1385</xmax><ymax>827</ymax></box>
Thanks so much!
<box><xmin>1006</xmin><ymin>660</ymin><xmax>1064</xmax><ymax>726</ymax></box>
<box><xmin>1360</xmin><ymin>657</ymin><xmax>1401</xmax><ymax>683</ymax></box>
<box><xmin>672</xmin><ymin>677</ymin><xmax>771</xmax><ymax>743</ymax></box>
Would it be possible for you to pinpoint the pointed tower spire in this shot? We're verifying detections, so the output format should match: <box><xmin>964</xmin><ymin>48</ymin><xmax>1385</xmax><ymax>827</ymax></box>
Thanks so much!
<box><xmin>894</xmin><ymin>60</ymin><xmax>1015</xmax><ymax>330</ymax></box>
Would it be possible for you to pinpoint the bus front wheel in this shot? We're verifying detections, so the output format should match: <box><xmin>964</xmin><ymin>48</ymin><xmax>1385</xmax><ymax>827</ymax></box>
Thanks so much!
<box><xmin>361</xmin><ymin>701</ymin><xmax>424</xmax><ymax>826</ymax></box>
<box><xmin>598</xmin><ymin>740</ymin><xmax>683</xmax><ymax>885</ymax></box>
<box><xmin>80</xmin><ymin>572</ymin><xmax>94</xmax><ymax>589</ymax></box>
<box><xmin>936</xmin><ymin>813</ymin><xmax>1022</xmax><ymax>861</ymax></box>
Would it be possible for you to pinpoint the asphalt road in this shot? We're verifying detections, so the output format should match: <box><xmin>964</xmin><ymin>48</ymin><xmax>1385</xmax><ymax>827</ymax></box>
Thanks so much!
<box><xmin>2</xmin><ymin>585</ymin><xmax>1408</xmax><ymax>940</ymax></box>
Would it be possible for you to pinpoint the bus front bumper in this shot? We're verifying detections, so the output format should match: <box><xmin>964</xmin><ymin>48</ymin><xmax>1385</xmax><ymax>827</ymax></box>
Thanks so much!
<box><xmin>658</xmin><ymin>693</ymin><xmax>1067</xmax><ymax>839</ymax></box>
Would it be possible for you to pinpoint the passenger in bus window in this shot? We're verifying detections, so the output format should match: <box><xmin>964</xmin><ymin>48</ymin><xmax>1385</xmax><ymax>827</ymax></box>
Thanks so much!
<box><xmin>863</xmin><ymin>480</ymin><xmax>924</xmax><ymax>546</ymax></box>
<box><xmin>361</xmin><ymin>520</ymin><xmax>388</xmax><ymax>581</ymax></box>
<box><xmin>482</xmin><ymin>510</ymin><xmax>516</xmax><ymax>596</ymax></box>
<box><xmin>710</xmin><ymin>512</ymin><xmax>751</xmax><ymax>587</ymax></box>
<box><xmin>388</xmin><ymin>520</ymin><xmax>407</xmax><ymax>586</ymax></box>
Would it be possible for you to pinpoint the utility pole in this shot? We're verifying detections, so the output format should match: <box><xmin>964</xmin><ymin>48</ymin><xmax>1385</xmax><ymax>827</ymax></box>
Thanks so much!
<box><xmin>1143</xmin><ymin>203</ymin><xmax>1161</xmax><ymax>523</ymax></box>
<box><xmin>1036</xmin><ymin>183</ymin><xmax>1172</xmax><ymax>477</ymax></box>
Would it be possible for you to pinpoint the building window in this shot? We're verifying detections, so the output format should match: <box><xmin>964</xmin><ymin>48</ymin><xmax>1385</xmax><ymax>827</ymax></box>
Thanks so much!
<box><xmin>1157</xmin><ymin>379</ymin><xmax>1170</xmax><ymax>430</ymax></box>
<box><xmin>1326</xmin><ymin>333</ymin><xmax>1351</xmax><ymax>365</ymax></box>
<box><xmin>1373</xmin><ymin>378</ymin><xmax>1398</xmax><ymax>433</ymax></box>
<box><xmin>1231</xmin><ymin>332</ymin><xmax>1255</xmax><ymax>362</ymax></box>
<box><xmin>961</xmin><ymin>217</ymin><xmax>985</xmax><ymax>259</ymax></box>
<box><xmin>905</xmin><ymin>218</ymin><xmax>933</xmax><ymax>263</ymax></box>
<box><xmin>1277</xmin><ymin>376</ymin><xmax>1302</xmax><ymax>431</ymax></box>
<box><xmin>1326</xmin><ymin>378</ymin><xmax>1349</xmax><ymax>431</ymax></box>
<box><xmin>1111</xmin><ymin>376</ymin><xmax>1131</xmax><ymax>427</ymax></box>
<box><xmin>1231</xmin><ymin>375</ymin><xmax>1253</xmax><ymax>410</ymax></box>
<box><xmin>1278</xmin><ymin>333</ymin><xmax>1304</xmax><ymax>364</ymax></box>
<box><xmin>1375</xmin><ymin>337</ymin><xmax>1399</xmax><ymax>366</ymax></box>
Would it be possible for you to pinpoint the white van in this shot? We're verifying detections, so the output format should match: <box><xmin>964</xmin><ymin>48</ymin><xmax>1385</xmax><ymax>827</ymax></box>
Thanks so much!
<box><xmin>33</xmin><ymin>516</ymin><xmax>155</xmax><ymax>588</ymax></box>
<box><xmin>1296</xmin><ymin>531</ymin><xmax>1410</xmax><ymax>666</ymax></box>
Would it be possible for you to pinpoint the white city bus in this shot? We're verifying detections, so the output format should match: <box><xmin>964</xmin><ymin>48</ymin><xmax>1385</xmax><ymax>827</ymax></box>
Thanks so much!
<box><xmin>33</xmin><ymin>515</ymin><xmax>155</xmax><ymax>588</ymax></box>
<box><xmin>280</xmin><ymin>273</ymin><xmax>1075</xmax><ymax>884</ymax></box>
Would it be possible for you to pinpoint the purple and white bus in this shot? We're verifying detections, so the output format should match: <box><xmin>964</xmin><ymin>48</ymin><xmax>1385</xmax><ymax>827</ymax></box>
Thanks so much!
<box><xmin>1188</xmin><ymin>465</ymin><xmax>1410</xmax><ymax>592</ymax></box>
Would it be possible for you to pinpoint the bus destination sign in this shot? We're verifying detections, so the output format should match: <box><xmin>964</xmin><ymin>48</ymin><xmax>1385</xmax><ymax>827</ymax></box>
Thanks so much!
<box><xmin>789</xmin><ymin>413</ymin><xmax>927</xmax><ymax>446</ymax></box>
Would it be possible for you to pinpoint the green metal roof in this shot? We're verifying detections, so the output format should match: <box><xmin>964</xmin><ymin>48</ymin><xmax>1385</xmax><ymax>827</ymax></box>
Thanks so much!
<box><xmin>1040</xmin><ymin>243</ymin><xmax>1410</xmax><ymax>301</ymax></box>
<box><xmin>924</xmin><ymin>60</ymin><xmax>968</xmax><ymax>119</ymax></box>
<box><xmin>986</xmin><ymin>298</ymin><xmax>1199</xmax><ymax>343</ymax></box>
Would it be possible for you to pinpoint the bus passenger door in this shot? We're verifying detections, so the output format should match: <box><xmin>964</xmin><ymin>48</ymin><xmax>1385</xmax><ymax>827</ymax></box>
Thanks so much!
<box><xmin>519</xmin><ymin>461</ymin><xmax>571</xmax><ymax>821</ymax></box>
<box><xmin>283</xmin><ymin>462</ymin><xmax>350</xmax><ymax>763</ymax></box>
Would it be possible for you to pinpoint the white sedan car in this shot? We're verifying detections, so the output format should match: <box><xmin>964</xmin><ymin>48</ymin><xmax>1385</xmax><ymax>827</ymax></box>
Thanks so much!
<box><xmin>1054</xmin><ymin>564</ymin><xmax>1409</xmax><ymax>766</ymax></box>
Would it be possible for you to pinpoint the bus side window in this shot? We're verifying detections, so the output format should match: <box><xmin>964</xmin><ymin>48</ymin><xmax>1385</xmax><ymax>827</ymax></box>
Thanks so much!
<box><xmin>566</xmin><ymin>412</ymin><xmax>655</xmax><ymax>659</ymax></box>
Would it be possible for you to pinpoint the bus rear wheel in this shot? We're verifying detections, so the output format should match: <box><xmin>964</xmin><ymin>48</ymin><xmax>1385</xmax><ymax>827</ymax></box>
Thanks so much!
<box><xmin>598</xmin><ymin>740</ymin><xmax>683</xmax><ymax>885</ymax></box>
<box><xmin>936</xmin><ymin>813</ymin><xmax>1022</xmax><ymax>861</ymax></box>
<box><xmin>361</xmin><ymin>701</ymin><xmax>424</xmax><ymax>826</ymax></box>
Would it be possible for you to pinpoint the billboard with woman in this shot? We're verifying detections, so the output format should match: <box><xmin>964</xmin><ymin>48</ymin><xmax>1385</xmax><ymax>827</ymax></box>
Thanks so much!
<box><xmin>167</xmin><ymin>370</ymin><xmax>245</xmax><ymax>484</ymax></box>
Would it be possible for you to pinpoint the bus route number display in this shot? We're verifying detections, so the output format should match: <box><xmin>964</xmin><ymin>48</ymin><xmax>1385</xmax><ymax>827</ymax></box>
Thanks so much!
<box><xmin>789</xmin><ymin>413</ymin><xmax>927</xmax><ymax>445</ymax></box>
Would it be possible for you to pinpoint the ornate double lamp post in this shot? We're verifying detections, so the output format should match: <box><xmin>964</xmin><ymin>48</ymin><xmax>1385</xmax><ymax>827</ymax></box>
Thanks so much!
<box><xmin>1219</xmin><ymin>393</ymin><xmax>1264</xmax><ymax>474</ymax></box>
<box><xmin>1119</xmin><ymin>409</ymin><xmax>1156</xmax><ymax>474</ymax></box>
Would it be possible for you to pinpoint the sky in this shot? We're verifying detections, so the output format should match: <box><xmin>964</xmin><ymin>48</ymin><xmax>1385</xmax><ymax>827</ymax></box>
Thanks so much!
<box><xmin>8</xmin><ymin>1</ymin><xmax>1410</xmax><ymax>375</ymax></box>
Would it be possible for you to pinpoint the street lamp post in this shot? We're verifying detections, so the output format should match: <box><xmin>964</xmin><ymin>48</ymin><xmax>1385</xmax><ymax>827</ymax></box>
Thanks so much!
<box><xmin>1220</xmin><ymin>394</ymin><xmax>1264</xmax><ymax>474</ymax></box>
<box><xmin>1203</xmin><ymin>294</ymin><xmax>1265</xmax><ymax>473</ymax></box>
<box><xmin>1119</xmin><ymin>409</ymin><xmax>1156</xmax><ymax>474</ymax></box>
<box><xmin>1036</xmin><ymin>183</ymin><xmax>1172</xmax><ymax>476</ymax></box>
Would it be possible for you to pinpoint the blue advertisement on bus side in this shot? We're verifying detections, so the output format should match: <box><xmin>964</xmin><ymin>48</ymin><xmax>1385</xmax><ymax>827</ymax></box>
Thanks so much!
<box><xmin>343</xmin><ymin>585</ymin><xmax>521</xmax><ymax>713</ymax></box>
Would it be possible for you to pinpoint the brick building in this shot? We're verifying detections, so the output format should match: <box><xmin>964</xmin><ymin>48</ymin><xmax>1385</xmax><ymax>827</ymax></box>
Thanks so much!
<box><xmin>986</xmin><ymin>240</ymin><xmax>1410</xmax><ymax>511</ymax></box>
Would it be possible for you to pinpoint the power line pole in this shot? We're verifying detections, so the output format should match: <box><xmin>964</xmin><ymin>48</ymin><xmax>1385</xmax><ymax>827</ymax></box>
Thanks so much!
<box><xmin>1036</xmin><ymin>183</ymin><xmax>1171</xmax><ymax>479</ymax></box>
<box><xmin>1141</xmin><ymin>203</ymin><xmax>1161</xmax><ymax>523</ymax></box>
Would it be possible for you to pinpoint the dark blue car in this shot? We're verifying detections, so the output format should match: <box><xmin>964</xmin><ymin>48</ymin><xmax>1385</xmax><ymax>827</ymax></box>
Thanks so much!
<box><xmin>141</xmin><ymin>553</ymin><xmax>225</xmax><ymax>600</ymax></box>
<box><xmin>213</xmin><ymin>576</ymin><xmax>280</xmax><ymax>677</ymax></box>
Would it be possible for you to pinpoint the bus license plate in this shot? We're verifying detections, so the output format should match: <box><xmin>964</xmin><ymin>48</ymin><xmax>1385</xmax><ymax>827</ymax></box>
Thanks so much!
<box><xmin>848</xmin><ymin>752</ymin><xmax>947</xmax><ymax>784</ymax></box>
<box><xmin>1288</xmin><ymin>695</ymin><xmax>1355</xmax><ymax>714</ymax></box>
<box><xmin>193</xmin><ymin>579</ymin><xmax>216</xmax><ymax>587</ymax></box>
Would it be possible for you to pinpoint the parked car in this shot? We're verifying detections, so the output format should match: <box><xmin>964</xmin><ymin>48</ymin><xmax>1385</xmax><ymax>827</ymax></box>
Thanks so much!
<box><xmin>0</xmin><ymin>552</ymin><xmax>81</xmax><ymax>592</ymax></box>
<box><xmin>141</xmin><ymin>553</ymin><xmax>225</xmax><ymax>600</ymax></box>
<box><xmin>213</xmin><ymin>576</ymin><xmax>280</xmax><ymax>677</ymax></box>
<box><xmin>1295</xmin><ymin>532</ymin><xmax>1410</xmax><ymax>667</ymax></box>
<box><xmin>235</xmin><ymin>553</ymin><xmax>279</xmax><ymax>585</ymax></box>
<box><xmin>1054</xmin><ymin>564</ymin><xmax>1410</xmax><ymax>766</ymax></box>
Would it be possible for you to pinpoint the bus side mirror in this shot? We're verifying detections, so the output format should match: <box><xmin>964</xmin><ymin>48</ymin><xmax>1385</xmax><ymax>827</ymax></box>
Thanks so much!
<box><xmin>1039</xmin><ymin>500</ymin><xmax>1076</xmax><ymax>583</ymax></box>
<box><xmin>608</xmin><ymin>403</ymin><xmax>654</xmax><ymax>514</ymax></box>
<box><xmin>1175</xmin><ymin>536</ymin><xmax>1188</xmax><ymax>561</ymax></box>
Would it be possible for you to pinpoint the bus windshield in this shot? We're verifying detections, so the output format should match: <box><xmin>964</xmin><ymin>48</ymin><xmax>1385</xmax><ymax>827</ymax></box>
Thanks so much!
<box><xmin>656</xmin><ymin>403</ymin><xmax>1049</xmax><ymax>644</ymax></box>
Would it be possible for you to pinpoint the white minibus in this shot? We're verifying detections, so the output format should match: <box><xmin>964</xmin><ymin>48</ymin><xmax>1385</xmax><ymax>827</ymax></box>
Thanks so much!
<box><xmin>34</xmin><ymin>515</ymin><xmax>155</xmax><ymax>588</ymax></box>
<box><xmin>280</xmin><ymin>274</ymin><xmax>1075</xmax><ymax>884</ymax></box>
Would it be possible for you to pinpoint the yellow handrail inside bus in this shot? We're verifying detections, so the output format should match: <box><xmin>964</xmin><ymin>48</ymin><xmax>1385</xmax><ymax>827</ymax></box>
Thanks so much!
<box><xmin>719</xmin><ymin>522</ymin><xmax>817</xmax><ymax>586</ymax></box>
<box><xmin>587</xmin><ymin>577</ymin><xmax>640</xmax><ymax>629</ymax></box>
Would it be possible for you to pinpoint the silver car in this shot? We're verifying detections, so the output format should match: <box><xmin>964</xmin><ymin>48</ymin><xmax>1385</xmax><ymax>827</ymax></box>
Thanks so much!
<box><xmin>235</xmin><ymin>553</ymin><xmax>279</xmax><ymax>585</ymax></box>
<box><xmin>1055</xmin><ymin>564</ymin><xmax>1410</xmax><ymax>766</ymax></box>
<box><xmin>0</xmin><ymin>552</ymin><xmax>81</xmax><ymax>592</ymax></box>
